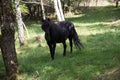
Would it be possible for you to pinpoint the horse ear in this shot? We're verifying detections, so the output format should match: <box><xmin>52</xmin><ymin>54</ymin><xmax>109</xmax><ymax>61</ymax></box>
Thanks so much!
<box><xmin>42</xmin><ymin>18</ymin><xmax>44</xmax><ymax>22</ymax></box>
<box><xmin>47</xmin><ymin>18</ymin><xmax>51</xmax><ymax>21</ymax></box>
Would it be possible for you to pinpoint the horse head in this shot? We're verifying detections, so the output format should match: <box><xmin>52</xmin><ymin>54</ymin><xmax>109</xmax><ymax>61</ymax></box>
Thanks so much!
<box><xmin>41</xmin><ymin>18</ymin><xmax>52</xmax><ymax>35</ymax></box>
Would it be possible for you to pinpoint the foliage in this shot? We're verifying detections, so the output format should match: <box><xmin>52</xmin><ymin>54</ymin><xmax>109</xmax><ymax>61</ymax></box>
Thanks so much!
<box><xmin>20</xmin><ymin>3</ymin><xmax>29</xmax><ymax>14</ymax></box>
<box><xmin>0</xmin><ymin>6</ymin><xmax>120</xmax><ymax>80</ymax></box>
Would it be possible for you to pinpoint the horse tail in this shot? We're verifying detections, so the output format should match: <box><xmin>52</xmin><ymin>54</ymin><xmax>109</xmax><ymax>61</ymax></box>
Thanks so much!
<box><xmin>72</xmin><ymin>28</ymin><xmax>84</xmax><ymax>49</ymax></box>
<box><xmin>63</xmin><ymin>21</ymin><xmax>83</xmax><ymax>49</ymax></box>
<box><xmin>68</xmin><ymin>24</ymin><xmax>83</xmax><ymax>49</ymax></box>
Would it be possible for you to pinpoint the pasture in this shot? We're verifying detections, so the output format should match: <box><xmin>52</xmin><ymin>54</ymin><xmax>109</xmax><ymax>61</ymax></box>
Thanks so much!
<box><xmin>0</xmin><ymin>6</ymin><xmax>120</xmax><ymax>80</ymax></box>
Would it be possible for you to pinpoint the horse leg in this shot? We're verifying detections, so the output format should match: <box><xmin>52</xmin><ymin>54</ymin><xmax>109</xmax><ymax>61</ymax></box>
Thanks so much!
<box><xmin>69</xmin><ymin>38</ymin><xmax>73</xmax><ymax>53</ymax></box>
<box><xmin>47</xmin><ymin>42</ymin><xmax>54</xmax><ymax>60</ymax></box>
<box><xmin>52</xmin><ymin>43</ymin><xmax>56</xmax><ymax>59</ymax></box>
<box><xmin>63</xmin><ymin>41</ymin><xmax>67</xmax><ymax>56</ymax></box>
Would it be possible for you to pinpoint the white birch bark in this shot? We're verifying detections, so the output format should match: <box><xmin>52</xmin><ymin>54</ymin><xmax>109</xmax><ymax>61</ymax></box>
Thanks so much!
<box><xmin>54</xmin><ymin>0</ymin><xmax>65</xmax><ymax>21</ymax></box>
<box><xmin>41</xmin><ymin>0</ymin><xmax>46</xmax><ymax>20</ymax></box>
<box><xmin>15</xmin><ymin>0</ymin><xmax>25</xmax><ymax>46</ymax></box>
<box><xmin>58</xmin><ymin>0</ymin><xmax>65</xmax><ymax>21</ymax></box>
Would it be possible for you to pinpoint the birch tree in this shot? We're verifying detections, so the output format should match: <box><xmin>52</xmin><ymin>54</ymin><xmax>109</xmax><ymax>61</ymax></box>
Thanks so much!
<box><xmin>15</xmin><ymin>0</ymin><xmax>25</xmax><ymax>46</ymax></box>
<box><xmin>54</xmin><ymin>0</ymin><xmax>65</xmax><ymax>21</ymax></box>
<box><xmin>41</xmin><ymin>0</ymin><xmax>46</xmax><ymax>20</ymax></box>
<box><xmin>1</xmin><ymin>0</ymin><xmax>19</xmax><ymax>79</ymax></box>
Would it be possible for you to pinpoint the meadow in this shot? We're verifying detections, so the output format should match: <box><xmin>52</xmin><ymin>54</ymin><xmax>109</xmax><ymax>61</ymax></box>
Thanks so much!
<box><xmin>0</xmin><ymin>6</ymin><xmax>120</xmax><ymax>80</ymax></box>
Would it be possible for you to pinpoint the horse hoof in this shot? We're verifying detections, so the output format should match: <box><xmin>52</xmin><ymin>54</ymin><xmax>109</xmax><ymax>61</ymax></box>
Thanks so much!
<box><xmin>51</xmin><ymin>57</ymin><xmax>54</xmax><ymax>60</ymax></box>
<box><xmin>63</xmin><ymin>54</ymin><xmax>66</xmax><ymax>56</ymax></box>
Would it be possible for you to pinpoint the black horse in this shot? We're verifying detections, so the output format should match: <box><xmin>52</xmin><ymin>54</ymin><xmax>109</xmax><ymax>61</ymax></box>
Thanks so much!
<box><xmin>41</xmin><ymin>18</ymin><xmax>83</xmax><ymax>60</ymax></box>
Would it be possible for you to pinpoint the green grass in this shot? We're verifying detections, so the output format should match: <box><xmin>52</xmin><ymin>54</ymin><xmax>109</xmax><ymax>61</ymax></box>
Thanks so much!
<box><xmin>0</xmin><ymin>6</ymin><xmax>120</xmax><ymax>80</ymax></box>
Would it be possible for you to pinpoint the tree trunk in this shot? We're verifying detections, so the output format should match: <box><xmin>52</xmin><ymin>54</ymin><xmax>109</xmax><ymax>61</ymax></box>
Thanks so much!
<box><xmin>54</xmin><ymin>0</ymin><xmax>65</xmax><ymax>21</ymax></box>
<box><xmin>61</xmin><ymin>0</ymin><xmax>65</xmax><ymax>13</ymax></box>
<box><xmin>95</xmin><ymin>0</ymin><xmax>98</xmax><ymax>6</ymax></box>
<box><xmin>15</xmin><ymin>0</ymin><xmax>25</xmax><ymax>46</ymax></box>
<box><xmin>67</xmin><ymin>0</ymin><xmax>72</xmax><ymax>12</ymax></box>
<box><xmin>58</xmin><ymin>0</ymin><xmax>65</xmax><ymax>21</ymax></box>
<box><xmin>41</xmin><ymin>0</ymin><xmax>46</xmax><ymax>20</ymax></box>
<box><xmin>116</xmin><ymin>0</ymin><xmax>119</xmax><ymax>7</ymax></box>
<box><xmin>1</xmin><ymin>0</ymin><xmax>19</xmax><ymax>80</ymax></box>
<box><xmin>37</xmin><ymin>5</ymin><xmax>41</xmax><ymax>20</ymax></box>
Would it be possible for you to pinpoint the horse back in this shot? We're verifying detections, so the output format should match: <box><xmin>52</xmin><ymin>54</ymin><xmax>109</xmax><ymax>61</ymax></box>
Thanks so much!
<box><xmin>49</xmin><ymin>23</ymin><xmax>69</xmax><ymax>43</ymax></box>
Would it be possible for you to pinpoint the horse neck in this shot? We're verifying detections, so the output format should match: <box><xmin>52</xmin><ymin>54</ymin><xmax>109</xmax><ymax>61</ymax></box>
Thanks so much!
<box><xmin>50</xmin><ymin>21</ymin><xmax>58</xmax><ymax>28</ymax></box>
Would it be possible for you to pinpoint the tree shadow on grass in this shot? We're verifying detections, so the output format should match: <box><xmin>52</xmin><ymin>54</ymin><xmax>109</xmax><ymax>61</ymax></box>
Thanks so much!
<box><xmin>16</xmin><ymin>28</ymin><xmax>120</xmax><ymax>80</ymax></box>
<box><xmin>1</xmin><ymin>6</ymin><xmax>120</xmax><ymax>79</ymax></box>
<box><xmin>67</xmin><ymin>6</ymin><xmax>120</xmax><ymax>23</ymax></box>
<box><xmin>82</xmin><ymin>30</ymin><xmax>120</xmax><ymax>80</ymax></box>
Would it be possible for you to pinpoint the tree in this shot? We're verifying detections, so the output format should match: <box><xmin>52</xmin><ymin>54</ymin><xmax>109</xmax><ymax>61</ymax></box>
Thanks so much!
<box><xmin>22</xmin><ymin>0</ymin><xmax>43</xmax><ymax>20</ymax></box>
<box><xmin>54</xmin><ymin>0</ymin><xmax>65</xmax><ymax>21</ymax></box>
<box><xmin>41</xmin><ymin>0</ymin><xmax>46</xmax><ymax>20</ymax></box>
<box><xmin>15</xmin><ymin>0</ymin><xmax>25</xmax><ymax>46</ymax></box>
<box><xmin>115</xmin><ymin>0</ymin><xmax>119</xmax><ymax>7</ymax></box>
<box><xmin>1</xmin><ymin>0</ymin><xmax>19</xmax><ymax>80</ymax></box>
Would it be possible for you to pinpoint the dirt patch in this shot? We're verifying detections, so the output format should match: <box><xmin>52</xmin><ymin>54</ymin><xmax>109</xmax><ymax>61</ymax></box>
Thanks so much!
<box><xmin>93</xmin><ymin>66</ymin><xmax>120</xmax><ymax>80</ymax></box>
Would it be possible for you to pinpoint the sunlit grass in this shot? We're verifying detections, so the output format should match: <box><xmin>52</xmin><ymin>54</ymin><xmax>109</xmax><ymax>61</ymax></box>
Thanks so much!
<box><xmin>0</xmin><ymin>6</ymin><xmax>120</xmax><ymax>80</ymax></box>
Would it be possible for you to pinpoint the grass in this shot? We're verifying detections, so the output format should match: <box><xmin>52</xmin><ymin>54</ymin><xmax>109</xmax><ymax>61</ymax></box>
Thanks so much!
<box><xmin>0</xmin><ymin>6</ymin><xmax>120</xmax><ymax>80</ymax></box>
